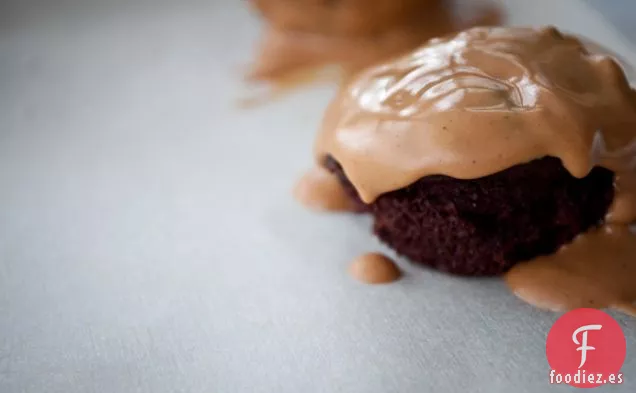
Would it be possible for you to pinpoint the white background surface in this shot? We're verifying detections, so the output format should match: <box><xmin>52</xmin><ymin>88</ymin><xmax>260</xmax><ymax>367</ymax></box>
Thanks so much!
<box><xmin>1</xmin><ymin>1</ymin><xmax>635</xmax><ymax>392</ymax></box>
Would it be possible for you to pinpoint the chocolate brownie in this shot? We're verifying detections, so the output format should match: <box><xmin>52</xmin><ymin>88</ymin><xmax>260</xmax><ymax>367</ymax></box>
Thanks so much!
<box><xmin>325</xmin><ymin>155</ymin><xmax>615</xmax><ymax>275</ymax></box>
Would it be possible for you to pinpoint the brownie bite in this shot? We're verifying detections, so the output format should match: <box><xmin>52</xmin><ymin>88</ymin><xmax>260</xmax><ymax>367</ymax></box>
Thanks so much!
<box><xmin>313</xmin><ymin>26</ymin><xmax>636</xmax><ymax>275</ymax></box>
<box><xmin>248</xmin><ymin>0</ymin><xmax>499</xmax><ymax>81</ymax></box>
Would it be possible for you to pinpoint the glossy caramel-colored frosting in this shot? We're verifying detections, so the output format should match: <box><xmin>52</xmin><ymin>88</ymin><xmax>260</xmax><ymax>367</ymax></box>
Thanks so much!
<box><xmin>248</xmin><ymin>0</ymin><xmax>499</xmax><ymax>82</ymax></box>
<box><xmin>316</xmin><ymin>26</ymin><xmax>636</xmax><ymax>217</ymax></box>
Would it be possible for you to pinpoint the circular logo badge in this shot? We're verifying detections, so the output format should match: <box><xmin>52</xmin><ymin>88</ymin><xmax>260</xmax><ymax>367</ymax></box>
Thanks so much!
<box><xmin>546</xmin><ymin>308</ymin><xmax>626</xmax><ymax>388</ymax></box>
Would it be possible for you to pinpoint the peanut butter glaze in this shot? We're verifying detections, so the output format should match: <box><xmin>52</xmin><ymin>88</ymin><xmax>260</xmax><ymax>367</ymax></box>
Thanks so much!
<box><xmin>315</xmin><ymin>26</ymin><xmax>636</xmax><ymax>216</ymax></box>
<box><xmin>248</xmin><ymin>0</ymin><xmax>500</xmax><ymax>82</ymax></box>
<box><xmin>505</xmin><ymin>225</ymin><xmax>636</xmax><ymax>315</ymax></box>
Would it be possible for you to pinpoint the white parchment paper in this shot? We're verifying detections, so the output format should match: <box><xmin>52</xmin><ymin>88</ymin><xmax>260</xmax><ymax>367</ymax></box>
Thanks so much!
<box><xmin>0</xmin><ymin>0</ymin><xmax>634</xmax><ymax>392</ymax></box>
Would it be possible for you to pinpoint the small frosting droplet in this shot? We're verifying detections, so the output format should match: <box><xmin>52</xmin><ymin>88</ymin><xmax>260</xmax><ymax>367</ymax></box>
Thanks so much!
<box><xmin>349</xmin><ymin>253</ymin><xmax>402</xmax><ymax>284</ymax></box>
<box><xmin>293</xmin><ymin>166</ymin><xmax>355</xmax><ymax>212</ymax></box>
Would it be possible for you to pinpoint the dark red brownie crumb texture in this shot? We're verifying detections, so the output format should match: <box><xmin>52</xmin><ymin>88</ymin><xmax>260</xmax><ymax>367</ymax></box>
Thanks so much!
<box><xmin>324</xmin><ymin>155</ymin><xmax>615</xmax><ymax>276</ymax></box>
